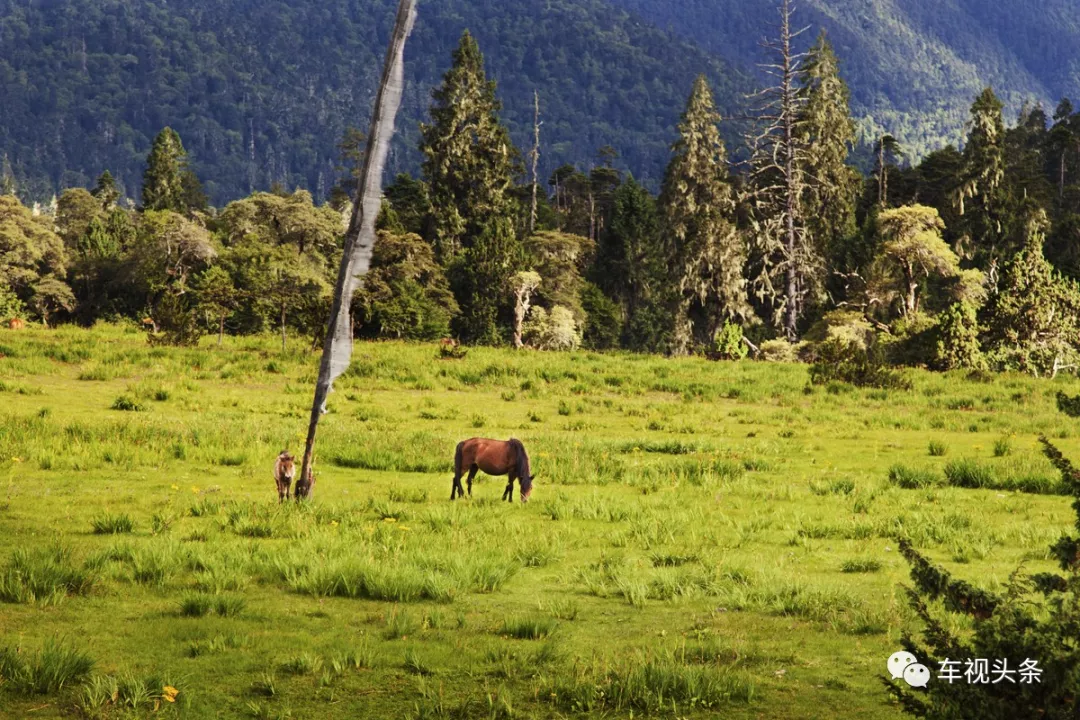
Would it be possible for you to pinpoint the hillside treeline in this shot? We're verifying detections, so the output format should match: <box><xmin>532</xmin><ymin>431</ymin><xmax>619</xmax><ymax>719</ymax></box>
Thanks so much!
<box><xmin>4</xmin><ymin>27</ymin><xmax>1080</xmax><ymax>378</ymax></box>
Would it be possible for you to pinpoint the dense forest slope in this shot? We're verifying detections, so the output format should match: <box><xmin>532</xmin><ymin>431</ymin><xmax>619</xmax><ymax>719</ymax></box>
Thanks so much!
<box><xmin>611</xmin><ymin>0</ymin><xmax>1080</xmax><ymax>157</ymax></box>
<box><xmin>0</xmin><ymin>0</ymin><xmax>752</xmax><ymax>204</ymax></box>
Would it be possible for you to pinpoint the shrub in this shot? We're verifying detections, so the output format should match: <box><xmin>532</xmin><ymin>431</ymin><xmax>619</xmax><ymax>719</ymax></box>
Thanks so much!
<box><xmin>887</xmin><ymin>437</ymin><xmax>1080</xmax><ymax>719</ymax></box>
<box><xmin>928</xmin><ymin>440</ymin><xmax>948</xmax><ymax>457</ymax></box>
<box><xmin>933</xmin><ymin>302</ymin><xmax>985</xmax><ymax>371</ymax></box>
<box><xmin>524</xmin><ymin>305</ymin><xmax>582</xmax><ymax>351</ymax></box>
<box><xmin>0</xmin><ymin>639</ymin><xmax>94</xmax><ymax>694</ymax></box>
<box><xmin>110</xmin><ymin>395</ymin><xmax>145</xmax><ymax>412</ymax></box>
<box><xmin>757</xmin><ymin>339</ymin><xmax>799</xmax><ymax>363</ymax></box>
<box><xmin>888</xmin><ymin>464</ymin><xmax>940</xmax><ymax>489</ymax></box>
<box><xmin>707</xmin><ymin>321</ymin><xmax>747</xmax><ymax>361</ymax></box>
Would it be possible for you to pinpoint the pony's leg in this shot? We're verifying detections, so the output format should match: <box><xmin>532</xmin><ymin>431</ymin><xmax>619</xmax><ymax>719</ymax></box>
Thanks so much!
<box><xmin>466</xmin><ymin>465</ymin><xmax>478</xmax><ymax>497</ymax></box>
<box><xmin>451</xmin><ymin>471</ymin><xmax>463</xmax><ymax>500</ymax></box>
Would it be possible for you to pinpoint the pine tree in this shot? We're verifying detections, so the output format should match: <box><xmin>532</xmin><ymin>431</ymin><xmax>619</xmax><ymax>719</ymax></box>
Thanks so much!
<box><xmin>955</xmin><ymin>89</ymin><xmax>1009</xmax><ymax>266</ymax></box>
<box><xmin>421</xmin><ymin>31</ymin><xmax>517</xmax><ymax>264</ymax></box>
<box><xmin>797</xmin><ymin>33</ymin><xmax>859</xmax><ymax>269</ymax></box>
<box><xmin>142</xmin><ymin>128</ymin><xmax>192</xmax><ymax>212</ymax></box>
<box><xmin>92</xmin><ymin>170</ymin><xmax>120</xmax><ymax>210</ymax></box>
<box><xmin>602</xmin><ymin>177</ymin><xmax>671</xmax><ymax>352</ymax></box>
<box><xmin>660</xmin><ymin>75</ymin><xmax>747</xmax><ymax>354</ymax></box>
<box><xmin>421</xmin><ymin>31</ymin><xmax>520</xmax><ymax>343</ymax></box>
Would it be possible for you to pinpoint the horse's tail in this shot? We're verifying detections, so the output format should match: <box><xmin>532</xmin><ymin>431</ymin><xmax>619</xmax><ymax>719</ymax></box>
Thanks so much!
<box><xmin>454</xmin><ymin>440</ymin><xmax>465</xmax><ymax>477</ymax></box>
<box><xmin>508</xmin><ymin>438</ymin><xmax>530</xmax><ymax>480</ymax></box>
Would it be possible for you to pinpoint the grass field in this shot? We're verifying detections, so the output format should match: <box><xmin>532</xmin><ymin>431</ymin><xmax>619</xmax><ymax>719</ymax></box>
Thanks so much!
<box><xmin>0</xmin><ymin>324</ymin><xmax>1075</xmax><ymax>719</ymax></box>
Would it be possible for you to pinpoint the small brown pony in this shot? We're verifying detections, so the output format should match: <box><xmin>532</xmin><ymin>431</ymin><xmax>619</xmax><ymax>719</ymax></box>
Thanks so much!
<box><xmin>273</xmin><ymin>451</ymin><xmax>296</xmax><ymax>502</ymax></box>
<box><xmin>452</xmin><ymin>438</ymin><xmax>534</xmax><ymax>503</ymax></box>
<box><xmin>274</xmin><ymin>451</ymin><xmax>316</xmax><ymax>502</ymax></box>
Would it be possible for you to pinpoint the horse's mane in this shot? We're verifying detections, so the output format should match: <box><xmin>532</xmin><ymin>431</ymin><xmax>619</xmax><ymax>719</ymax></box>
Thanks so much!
<box><xmin>509</xmin><ymin>438</ymin><xmax>530</xmax><ymax>480</ymax></box>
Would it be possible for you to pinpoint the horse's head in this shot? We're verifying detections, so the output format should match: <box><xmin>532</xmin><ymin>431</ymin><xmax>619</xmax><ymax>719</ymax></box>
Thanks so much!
<box><xmin>519</xmin><ymin>472</ymin><xmax>536</xmax><ymax>503</ymax></box>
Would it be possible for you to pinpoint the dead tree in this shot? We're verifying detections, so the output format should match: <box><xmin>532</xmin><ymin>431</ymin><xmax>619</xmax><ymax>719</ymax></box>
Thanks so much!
<box><xmin>298</xmin><ymin>0</ymin><xmax>417</xmax><ymax>499</ymax></box>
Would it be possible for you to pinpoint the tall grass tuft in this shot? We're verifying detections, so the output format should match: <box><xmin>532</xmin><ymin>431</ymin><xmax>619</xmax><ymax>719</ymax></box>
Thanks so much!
<box><xmin>91</xmin><ymin>512</ymin><xmax>135</xmax><ymax>534</ymax></box>
<box><xmin>0</xmin><ymin>639</ymin><xmax>94</xmax><ymax>694</ymax></box>
<box><xmin>499</xmin><ymin>616</ymin><xmax>558</xmax><ymax>640</ymax></box>
<box><xmin>0</xmin><ymin>546</ymin><xmax>95</xmax><ymax>604</ymax></box>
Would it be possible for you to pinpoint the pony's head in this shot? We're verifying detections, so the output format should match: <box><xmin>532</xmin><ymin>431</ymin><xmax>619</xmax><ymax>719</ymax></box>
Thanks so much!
<box><xmin>277</xmin><ymin>451</ymin><xmax>296</xmax><ymax>480</ymax></box>
<box><xmin>510</xmin><ymin>439</ymin><xmax>533</xmax><ymax>503</ymax></box>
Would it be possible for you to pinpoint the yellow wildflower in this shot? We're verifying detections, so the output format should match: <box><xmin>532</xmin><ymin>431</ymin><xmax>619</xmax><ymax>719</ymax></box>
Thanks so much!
<box><xmin>11</xmin><ymin>458</ymin><xmax>21</xmax><ymax>463</ymax></box>
<box><xmin>170</xmin><ymin>484</ymin><xmax>179</xmax><ymax>491</ymax></box>
<box><xmin>399</xmin><ymin>525</ymin><xmax>411</xmax><ymax>531</ymax></box>
<box><xmin>191</xmin><ymin>486</ymin><xmax>201</xmax><ymax>494</ymax></box>
<box><xmin>383</xmin><ymin>517</ymin><xmax>397</xmax><ymax>523</ymax></box>
<box><xmin>162</xmin><ymin>686</ymin><xmax>179</xmax><ymax>703</ymax></box>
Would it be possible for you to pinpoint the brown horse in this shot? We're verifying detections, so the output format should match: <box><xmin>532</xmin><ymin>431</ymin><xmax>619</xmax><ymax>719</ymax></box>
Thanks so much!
<box><xmin>273</xmin><ymin>451</ymin><xmax>295</xmax><ymax>503</ymax></box>
<box><xmin>452</xmin><ymin>438</ymin><xmax>534</xmax><ymax>503</ymax></box>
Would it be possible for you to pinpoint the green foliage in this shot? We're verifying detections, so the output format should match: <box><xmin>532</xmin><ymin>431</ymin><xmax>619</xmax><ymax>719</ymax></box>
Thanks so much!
<box><xmin>709</xmin><ymin>321</ymin><xmax>748</xmax><ymax>361</ymax></box>
<box><xmin>889</xmin><ymin>438</ymin><xmax>1080</xmax><ymax>719</ymax></box>
<box><xmin>355</xmin><ymin>231</ymin><xmax>457</xmax><ymax>341</ymax></box>
<box><xmin>984</xmin><ymin>210</ymin><xmax>1080</xmax><ymax>376</ymax></box>
<box><xmin>934</xmin><ymin>302</ymin><xmax>985</xmax><ymax>371</ymax></box>
<box><xmin>0</xmin><ymin>195</ymin><xmax>71</xmax><ymax>325</ymax></box>
<box><xmin>579</xmin><ymin>282</ymin><xmax>621</xmax><ymax>350</ymax></box>
<box><xmin>661</xmin><ymin>75</ymin><xmax>746</xmax><ymax>353</ymax></box>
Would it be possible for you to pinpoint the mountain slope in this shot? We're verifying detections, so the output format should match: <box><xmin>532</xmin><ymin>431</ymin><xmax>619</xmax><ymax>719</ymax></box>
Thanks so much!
<box><xmin>609</xmin><ymin>0</ymin><xmax>1080</xmax><ymax>155</ymax></box>
<box><xmin>0</xmin><ymin>0</ymin><xmax>754</xmax><ymax>204</ymax></box>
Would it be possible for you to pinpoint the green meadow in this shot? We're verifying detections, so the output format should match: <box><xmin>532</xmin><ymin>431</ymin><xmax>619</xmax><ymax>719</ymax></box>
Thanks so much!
<box><xmin>0</xmin><ymin>324</ymin><xmax>1075</xmax><ymax>719</ymax></box>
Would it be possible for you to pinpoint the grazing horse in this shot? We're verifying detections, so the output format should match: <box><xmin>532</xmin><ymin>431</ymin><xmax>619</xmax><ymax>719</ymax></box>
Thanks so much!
<box><xmin>451</xmin><ymin>438</ymin><xmax>534</xmax><ymax>503</ymax></box>
<box><xmin>273</xmin><ymin>451</ymin><xmax>296</xmax><ymax>503</ymax></box>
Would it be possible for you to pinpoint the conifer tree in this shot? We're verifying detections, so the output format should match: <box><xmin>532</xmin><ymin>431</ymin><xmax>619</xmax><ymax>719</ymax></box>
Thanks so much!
<box><xmin>797</xmin><ymin>33</ymin><xmax>859</xmax><ymax>267</ymax></box>
<box><xmin>421</xmin><ymin>31</ymin><xmax>520</xmax><ymax>343</ymax></box>
<box><xmin>660</xmin><ymin>75</ymin><xmax>747</xmax><ymax>354</ymax></box>
<box><xmin>142</xmin><ymin>128</ymin><xmax>196</xmax><ymax>213</ymax></box>
<box><xmin>421</xmin><ymin>31</ymin><xmax>517</xmax><ymax>264</ymax></box>
<box><xmin>984</xmin><ymin>208</ymin><xmax>1080</xmax><ymax>376</ymax></box>
<box><xmin>955</xmin><ymin>89</ymin><xmax>1009</xmax><ymax>266</ymax></box>
<box><xmin>92</xmin><ymin>170</ymin><xmax>120</xmax><ymax>210</ymax></box>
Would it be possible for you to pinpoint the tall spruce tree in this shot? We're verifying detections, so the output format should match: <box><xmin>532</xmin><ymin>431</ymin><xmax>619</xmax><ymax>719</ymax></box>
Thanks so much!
<box><xmin>421</xmin><ymin>31</ymin><xmax>519</xmax><ymax>343</ymax></box>
<box><xmin>797</xmin><ymin>33</ymin><xmax>859</xmax><ymax>276</ymax></box>
<box><xmin>142</xmin><ymin>128</ymin><xmax>195</xmax><ymax>213</ymax></box>
<box><xmin>955</xmin><ymin>89</ymin><xmax>1009</xmax><ymax>267</ymax></box>
<box><xmin>660</xmin><ymin>75</ymin><xmax>747</xmax><ymax>354</ymax></box>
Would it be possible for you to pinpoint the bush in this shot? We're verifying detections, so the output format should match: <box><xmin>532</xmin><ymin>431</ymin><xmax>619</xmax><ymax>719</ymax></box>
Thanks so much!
<box><xmin>887</xmin><ymin>311</ymin><xmax>938</xmax><ymax>367</ymax></box>
<box><xmin>757</xmin><ymin>339</ymin><xmax>799</xmax><ymax>363</ymax></box>
<box><xmin>887</xmin><ymin>437</ymin><xmax>1080</xmax><ymax>719</ymax></box>
<box><xmin>706</xmin><ymin>321</ymin><xmax>747</xmax><ymax>361</ymax></box>
<box><xmin>524</xmin><ymin>305</ymin><xmax>581</xmax><ymax>351</ymax></box>
<box><xmin>933</xmin><ymin>302</ymin><xmax>985</xmax><ymax>371</ymax></box>
<box><xmin>806</xmin><ymin>311</ymin><xmax>911</xmax><ymax>389</ymax></box>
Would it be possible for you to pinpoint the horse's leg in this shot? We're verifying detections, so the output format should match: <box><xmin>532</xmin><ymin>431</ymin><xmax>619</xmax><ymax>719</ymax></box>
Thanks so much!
<box><xmin>503</xmin><ymin>472</ymin><xmax>516</xmax><ymax>502</ymax></box>
<box><xmin>466</xmin><ymin>465</ymin><xmax>478</xmax><ymax>497</ymax></box>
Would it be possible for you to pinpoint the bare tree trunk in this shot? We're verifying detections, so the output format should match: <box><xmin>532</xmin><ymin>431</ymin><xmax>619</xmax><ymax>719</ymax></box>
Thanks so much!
<box><xmin>780</xmin><ymin>0</ymin><xmax>799</xmax><ymax>342</ymax></box>
<box><xmin>529</xmin><ymin>91</ymin><xmax>541</xmax><ymax>236</ymax></box>
<box><xmin>218</xmin><ymin>314</ymin><xmax>225</xmax><ymax>346</ymax></box>
<box><xmin>299</xmin><ymin>0</ymin><xmax>418</xmax><ymax>499</ymax></box>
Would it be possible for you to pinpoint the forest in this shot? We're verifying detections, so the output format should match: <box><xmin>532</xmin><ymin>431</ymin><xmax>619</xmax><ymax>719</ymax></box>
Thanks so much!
<box><xmin>4</xmin><ymin>11</ymin><xmax>1080</xmax><ymax>383</ymax></box>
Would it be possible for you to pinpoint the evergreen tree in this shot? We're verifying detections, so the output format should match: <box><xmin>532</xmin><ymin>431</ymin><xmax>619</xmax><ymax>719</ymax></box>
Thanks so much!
<box><xmin>420</xmin><ymin>31</ymin><xmax>520</xmax><ymax>343</ymax></box>
<box><xmin>142</xmin><ymin>128</ymin><xmax>194</xmax><ymax>213</ymax></box>
<box><xmin>660</xmin><ymin>75</ymin><xmax>747</xmax><ymax>354</ymax></box>
<box><xmin>92</xmin><ymin>170</ymin><xmax>120</xmax><ymax>210</ymax></box>
<box><xmin>421</xmin><ymin>31</ymin><xmax>517</xmax><ymax>263</ymax></box>
<box><xmin>984</xmin><ymin>208</ymin><xmax>1080</xmax><ymax>376</ymax></box>
<box><xmin>602</xmin><ymin>177</ymin><xmax>671</xmax><ymax>352</ymax></box>
<box><xmin>955</xmin><ymin>89</ymin><xmax>1009</xmax><ymax>266</ymax></box>
<box><xmin>797</xmin><ymin>34</ymin><xmax>859</xmax><ymax>273</ymax></box>
<box><xmin>934</xmin><ymin>301</ymin><xmax>984</xmax><ymax>370</ymax></box>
